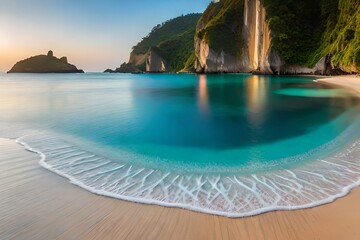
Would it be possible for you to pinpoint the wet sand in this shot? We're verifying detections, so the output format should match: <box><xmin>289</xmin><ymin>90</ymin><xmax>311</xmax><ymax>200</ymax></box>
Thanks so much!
<box><xmin>1</xmin><ymin>75</ymin><xmax>360</xmax><ymax>240</ymax></box>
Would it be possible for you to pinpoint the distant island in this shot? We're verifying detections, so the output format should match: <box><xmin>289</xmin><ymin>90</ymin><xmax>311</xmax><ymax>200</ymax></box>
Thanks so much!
<box><xmin>8</xmin><ymin>51</ymin><xmax>84</xmax><ymax>73</ymax></box>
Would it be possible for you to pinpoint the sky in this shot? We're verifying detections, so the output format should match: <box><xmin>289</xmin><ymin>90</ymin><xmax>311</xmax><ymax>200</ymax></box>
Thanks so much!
<box><xmin>0</xmin><ymin>0</ymin><xmax>209</xmax><ymax>72</ymax></box>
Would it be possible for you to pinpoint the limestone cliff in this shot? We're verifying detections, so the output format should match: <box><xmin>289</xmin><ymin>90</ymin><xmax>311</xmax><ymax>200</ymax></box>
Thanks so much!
<box><xmin>195</xmin><ymin>0</ymin><xmax>359</xmax><ymax>74</ymax></box>
<box><xmin>195</xmin><ymin>0</ymin><xmax>247</xmax><ymax>73</ymax></box>
<box><xmin>195</xmin><ymin>0</ymin><xmax>275</xmax><ymax>73</ymax></box>
<box><xmin>146</xmin><ymin>48</ymin><xmax>170</xmax><ymax>72</ymax></box>
<box><xmin>195</xmin><ymin>36</ymin><xmax>250</xmax><ymax>73</ymax></box>
<box><xmin>129</xmin><ymin>52</ymin><xmax>148</xmax><ymax>66</ymax></box>
<box><xmin>109</xmin><ymin>14</ymin><xmax>201</xmax><ymax>73</ymax></box>
<box><xmin>242</xmin><ymin>0</ymin><xmax>271</xmax><ymax>74</ymax></box>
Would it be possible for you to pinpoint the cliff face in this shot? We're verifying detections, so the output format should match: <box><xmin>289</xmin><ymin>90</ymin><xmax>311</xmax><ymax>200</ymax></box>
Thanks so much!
<box><xmin>111</xmin><ymin>14</ymin><xmax>201</xmax><ymax>73</ymax></box>
<box><xmin>146</xmin><ymin>48</ymin><xmax>170</xmax><ymax>72</ymax></box>
<box><xmin>195</xmin><ymin>37</ymin><xmax>249</xmax><ymax>72</ymax></box>
<box><xmin>8</xmin><ymin>51</ymin><xmax>84</xmax><ymax>74</ymax></box>
<box><xmin>129</xmin><ymin>52</ymin><xmax>148</xmax><ymax>66</ymax></box>
<box><xmin>195</xmin><ymin>0</ymin><xmax>359</xmax><ymax>74</ymax></box>
<box><xmin>195</xmin><ymin>0</ymin><xmax>275</xmax><ymax>73</ymax></box>
<box><xmin>309</xmin><ymin>0</ymin><xmax>359</xmax><ymax>74</ymax></box>
<box><xmin>242</xmin><ymin>0</ymin><xmax>271</xmax><ymax>74</ymax></box>
<box><xmin>195</xmin><ymin>0</ymin><xmax>247</xmax><ymax>73</ymax></box>
<box><xmin>108</xmin><ymin>0</ymin><xmax>358</xmax><ymax>75</ymax></box>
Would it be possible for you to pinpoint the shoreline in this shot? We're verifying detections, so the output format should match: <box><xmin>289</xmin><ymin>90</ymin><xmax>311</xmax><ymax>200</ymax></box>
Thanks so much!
<box><xmin>13</xmin><ymin>121</ymin><xmax>360</xmax><ymax>219</ymax></box>
<box><xmin>316</xmin><ymin>75</ymin><xmax>360</xmax><ymax>95</ymax></box>
<box><xmin>1</xmin><ymin>74</ymin><xmax>360</xmax><ymax>239</ymax></box>
<box><xmin>2</xmin><ymin>136</ymin><xmax>360</xmax><ymax>239</ymax></box>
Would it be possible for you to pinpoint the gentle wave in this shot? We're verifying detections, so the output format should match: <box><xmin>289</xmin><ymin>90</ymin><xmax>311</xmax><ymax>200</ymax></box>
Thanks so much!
<box><xmin>7</xmin><ymin>127</ymin><xmax>360</xmax><ymax>218</ymax></box>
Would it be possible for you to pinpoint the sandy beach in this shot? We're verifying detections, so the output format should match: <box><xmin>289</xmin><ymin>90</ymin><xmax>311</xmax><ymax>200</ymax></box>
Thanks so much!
<box><xmin>316</xmin><ymin>75</ymin><xmax>360</xmax><ymax>94</ymax></box>
<box><xmin>1</xmin><ymin>75</ymin><xmax>360</xmax><ymax>240</ymax></box>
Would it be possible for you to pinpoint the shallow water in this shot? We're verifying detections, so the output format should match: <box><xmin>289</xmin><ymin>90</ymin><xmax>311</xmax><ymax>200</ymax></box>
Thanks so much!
<box><xmin>1</xmin><ymin>73</ymin><xmax>360</xmax><ymax>217</ymax></box>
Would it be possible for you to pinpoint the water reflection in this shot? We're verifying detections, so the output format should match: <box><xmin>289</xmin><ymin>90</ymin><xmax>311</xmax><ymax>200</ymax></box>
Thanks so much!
<box><xmin>245</xmin><ymin>75</ymin><xmax>268</xmax><ymax>128</ymax></box>
<box><xmin>1</xmin><ymin>73</ymin><xmax>359</xmax><ymax>154</ymax></box>
<box><xmin>197</xmin><ymin>74</ymin><xmax>210</xmax><ymax>115</ymax></box>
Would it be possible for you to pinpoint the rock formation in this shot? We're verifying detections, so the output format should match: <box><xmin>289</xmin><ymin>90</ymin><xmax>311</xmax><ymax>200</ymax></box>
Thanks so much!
<box><xmin>8</xmin><ymin>51</ymin><xmax>84</xmax><ymax>73</ymax></box>
<box><xmin>106</xmin><ymin>0</ymin><xmax>358</xmax><ymax>75</ymax></box>
<box><xmin>47</xmin><ymin>50</ymin><xmax>54</xmax><ymax>57</ymax></box>
<box><xmin>104</xmin><ymin>68</ymin><xmax>115</xmax><ymax>73</ymax></box>
<box><xmin>108</xmin><ymin>14</ymin><xmax>201</xmax><ymax>73</ymax></box>
<box><xmin>146</xmin><ymin>48</ymin><xmax>170</xmax><ymax>72</ymax></box>
<box><xmin>195</xmin><ymin>0</ymin><xmax>359</xmax><ymax>74</ymax></box>
<box><xmin>242</xmin><ymin>0</ymin><xmax>272</xmax><ymax>74</ymax></box>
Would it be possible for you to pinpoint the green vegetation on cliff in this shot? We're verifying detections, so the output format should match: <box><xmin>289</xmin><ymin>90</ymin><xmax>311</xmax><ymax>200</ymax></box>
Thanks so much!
<box><xmin>195</xmin><ymin>0</ymin><xmax>359</xmax><ymax>73</ymax></box>
<box><xmin>263</xmin><ymin>0</ymin><xmax>359</xmax><ymax>71</ymax></box>
<box><xmin>262</xmin><ymin>0</ymin><xmax>323</xmax><ymax>66</ymax></box>
<box><xmin>8</xmin><ymin>51</ymin><xmax>83</xmax><ymax>73</ymax></box>
<box><xmin>309</xmin><ymin>0</ymin><xmax>359</xmax><ymax>72</ymax></box>
<box><xmin>153</xmin><ymin>29</ymin><xmax>197</xmax><ymax>71</ymax></box>
<box><xmin>196</xmin><ymin>0</ymin><xmax>245</xmax><ymax>58</ymax></box>
<box><xmin>117</xmin><ymin>13</ymin><xmax>201</xmax><ymax>72</ymax></box>
<box><xmin>132</xmin><ymin>14</ymin><xmax>200</xmax><ymax>55</ymax></box>
<box><xmin>183</xmin><ymin>53</ymin><xmax>197</xmax><ymax>72</ymax></box>
<box><xmin>115</xmin><ymin>0</ymin><xmax>358</xmax><ymax>74</ymax></box>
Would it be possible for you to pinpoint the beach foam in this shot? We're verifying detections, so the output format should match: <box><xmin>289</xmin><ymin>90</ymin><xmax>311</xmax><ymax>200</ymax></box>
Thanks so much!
<box><xmin>9</xmin><ymin>128</ymin><xmax>360</xmax><ymax>218</ymax></box>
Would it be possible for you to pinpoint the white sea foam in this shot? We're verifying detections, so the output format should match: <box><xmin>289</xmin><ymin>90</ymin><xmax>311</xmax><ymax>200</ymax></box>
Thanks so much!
<box><xmin>7</xmin><ymin>126</ymin><xmax>360</xmax><ymax>218</ymax></box>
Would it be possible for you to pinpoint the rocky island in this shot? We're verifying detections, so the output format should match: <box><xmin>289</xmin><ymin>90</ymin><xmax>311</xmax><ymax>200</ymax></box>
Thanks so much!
<box><xmin>8</xmin><ymin>51</ymin><xmax>84</xmax><ymax>73</ymax></box>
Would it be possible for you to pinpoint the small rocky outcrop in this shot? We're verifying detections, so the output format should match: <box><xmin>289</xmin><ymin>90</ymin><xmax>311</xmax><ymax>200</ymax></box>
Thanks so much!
<box><xmin>47</xmin><ymin>50</ymin><xmax>54</xmax><ymax>57</ymax></box>
<box><xmin>104</xmin><ymin>68</ymin><xmax>115</xmax><ymax>73</ymax></box>
<box><xmin>8</xmin><ymin>51</ymin><xmax>84</xmax><ymax>73</ymax></box>
<box><xmin>60</xmin><ymin>57</ymin><xmax>68</xmax><ymax>64</ymax></box>
<box><xmin>113</xmin><ymin>62</ymin><xmax>144</xmax><ymax>73</ymax></box>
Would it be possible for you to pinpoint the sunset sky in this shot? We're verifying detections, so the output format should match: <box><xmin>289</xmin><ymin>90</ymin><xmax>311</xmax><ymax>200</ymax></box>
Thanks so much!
<box><xmin>0</xmin><ymin>0</ymin><xmax>209</xmax><ymax>72</ymax></box>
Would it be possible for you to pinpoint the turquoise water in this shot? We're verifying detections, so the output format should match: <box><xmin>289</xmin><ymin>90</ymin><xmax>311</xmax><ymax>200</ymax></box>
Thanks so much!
<box><xmin>1</xmin><ymin>73</ymin><xmax>360</xmax><ymax>217</ymax></box>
